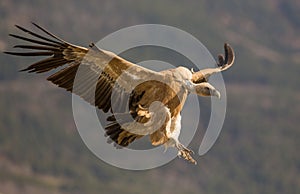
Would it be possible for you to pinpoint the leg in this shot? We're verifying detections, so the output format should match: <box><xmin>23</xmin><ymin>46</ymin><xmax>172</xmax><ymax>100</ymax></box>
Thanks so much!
<box><xmin>165</xmin><ymin>114</ymin><xmax>197</xmax><ymax>164</ymax></box>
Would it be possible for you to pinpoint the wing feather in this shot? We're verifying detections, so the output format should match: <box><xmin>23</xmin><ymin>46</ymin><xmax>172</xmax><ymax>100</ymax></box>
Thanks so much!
<box><xmin>5</xmin><ymin>23</ymin><xmax>162</xmax><ymax>113</ymax></box>
<box><xmin>191</xmin><ymin>43</ymin><xmax>235</xmax><ymax>83</ymax></box>
<box><xmin>6</xmin><ymin>23</ymin><xmax>171</xmax><ymax>147</ymax></box>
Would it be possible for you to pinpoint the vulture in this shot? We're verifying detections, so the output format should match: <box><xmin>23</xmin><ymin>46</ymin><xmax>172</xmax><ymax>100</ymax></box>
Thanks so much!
<box><xmin>5</xmin><ymin>23</ymin><xmax>235</xmax><ymax>164</ymax></box>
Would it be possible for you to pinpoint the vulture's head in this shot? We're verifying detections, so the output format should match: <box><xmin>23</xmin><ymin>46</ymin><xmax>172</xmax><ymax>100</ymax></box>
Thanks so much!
<box><xmin>193</xmin><ymin>82</ymin><xmax>221</xmax><ymax>99</ymax></box>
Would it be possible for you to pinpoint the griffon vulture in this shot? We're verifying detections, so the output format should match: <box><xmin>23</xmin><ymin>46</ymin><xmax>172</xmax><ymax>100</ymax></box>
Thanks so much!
<box><xmin>5</xmin><ymin>23</ymin><xmax>235</xmax><ymax>164</ymax></box>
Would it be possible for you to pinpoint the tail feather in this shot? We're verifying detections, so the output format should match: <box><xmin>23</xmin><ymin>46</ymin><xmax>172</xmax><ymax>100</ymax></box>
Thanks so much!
<box><xmin>105</xmin><ymin>113</ymin><xmax>143</xmax><ymax>147</ymax></box>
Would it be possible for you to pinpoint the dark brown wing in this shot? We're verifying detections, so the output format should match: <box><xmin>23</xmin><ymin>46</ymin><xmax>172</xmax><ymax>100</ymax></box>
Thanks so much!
<box><xmin>5</xmin><ymin>23</ymin><xmax>168</xmax><ymax>147</ymax></box>
<box><xmin>5</xmin><ymin>23</ymin><xmax>162</xmax><ymax>112</ymax></box>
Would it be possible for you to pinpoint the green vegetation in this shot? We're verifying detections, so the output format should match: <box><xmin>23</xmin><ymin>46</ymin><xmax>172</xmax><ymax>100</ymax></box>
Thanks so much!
<box><xmin>0</xmin><ymin>0</ymin><xmax>299</xmax><ymax>194</ymax></box>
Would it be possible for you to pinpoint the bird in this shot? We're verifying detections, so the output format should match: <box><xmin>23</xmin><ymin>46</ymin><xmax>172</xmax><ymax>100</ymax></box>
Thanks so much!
<box><xmin>5</xmin><ymin>23</ymin><xmax>235</xmax><ymax>164</ymax></box>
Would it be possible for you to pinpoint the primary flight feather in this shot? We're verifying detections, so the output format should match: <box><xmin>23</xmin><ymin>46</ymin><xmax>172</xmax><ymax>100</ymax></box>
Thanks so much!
<box><xmin>5</xmin><ymin>23</ymin><xmax>235</xmax><ymax>164</ymax></box>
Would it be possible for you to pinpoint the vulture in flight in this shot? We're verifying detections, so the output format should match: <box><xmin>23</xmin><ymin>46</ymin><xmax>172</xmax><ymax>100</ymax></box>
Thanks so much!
<box><xmin>5</xmin><ymin>23</ymin><xmax>235</xmax><ymax>164</ymax></box>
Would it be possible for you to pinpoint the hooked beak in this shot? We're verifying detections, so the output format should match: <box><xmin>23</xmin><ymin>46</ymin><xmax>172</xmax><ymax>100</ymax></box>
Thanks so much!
<box><xmin>212</xmin><ymin>89</ymin><xmax>221</xmax><ymax>99</ymax></box>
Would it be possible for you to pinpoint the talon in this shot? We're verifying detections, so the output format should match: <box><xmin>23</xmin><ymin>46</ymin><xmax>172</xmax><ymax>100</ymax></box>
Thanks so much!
<box><xmin>187</xmin><ymin>149</ymin><xmax>194</xmax><ymax>155</ymax></box>
<box><xmin>175</xmin><ymin>142</ymin><xmax>197</xmax><ymax>164</ymax></box>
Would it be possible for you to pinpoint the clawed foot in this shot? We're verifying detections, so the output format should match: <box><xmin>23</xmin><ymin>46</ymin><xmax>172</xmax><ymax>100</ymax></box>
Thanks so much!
<box><xmin>176</xmin><ymin>142</ymin><xmax>197</xmax><ymax>164</ymax></box>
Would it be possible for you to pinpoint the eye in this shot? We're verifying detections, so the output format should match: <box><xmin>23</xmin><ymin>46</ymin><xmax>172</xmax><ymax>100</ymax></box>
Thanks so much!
<box><xmin>204</xmin><ymin>87</ymin><xmax>210</xmax><ymax>90</ymax></box>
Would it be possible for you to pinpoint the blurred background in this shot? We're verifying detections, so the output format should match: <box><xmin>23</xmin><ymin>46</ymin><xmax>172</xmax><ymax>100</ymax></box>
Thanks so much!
<box><xmin>0</xmin><ymin>0</ymin><xmax>299</xmax><ymax>193</ymax></box>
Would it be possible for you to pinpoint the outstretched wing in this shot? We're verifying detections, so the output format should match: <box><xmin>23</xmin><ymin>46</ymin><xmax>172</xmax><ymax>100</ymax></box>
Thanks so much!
<box><xmin>191</xmin><ymin>43</ymin><xmax>235</xmax><ymax>83</ymax></box>
<box><xmin>5</xmin><ymin>23</ymin><xmax>163</xmax><ymax>114</ymax></box>
<box><xmin>5</xmin><ymin>23</ymin><xmax>169</xmax><ymax>147</ymax></box>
